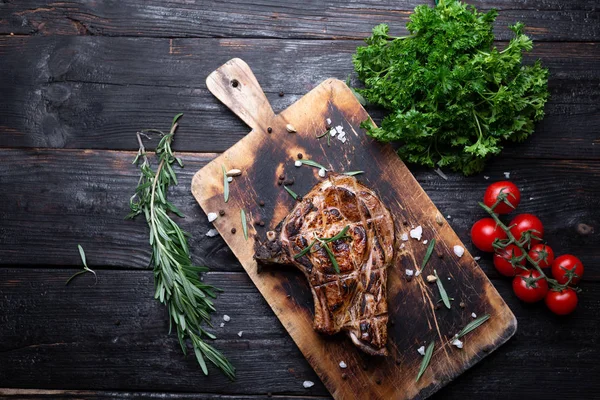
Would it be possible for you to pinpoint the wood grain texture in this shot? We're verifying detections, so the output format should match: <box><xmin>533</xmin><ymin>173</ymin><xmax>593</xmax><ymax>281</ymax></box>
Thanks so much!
<box><xmin>0</xmin><ymin>148</ymin><xmax>598</xmax><ymax>279</ymax></box>
<box><xmin>0</xmin><ymin>37</ymin><xmax>598</xmax><ymax>158</ymax></box>
<box><xmin>0</xmin><ymin>390</ymin><xmax>330</xmax><ymax>400</ymax></box>
<box><xmin>0</xmin><ymin>268</ymin><xmax>598</xmax><ymax>399</ymax></box>
<box><xmin>192</xmin><ymin>59</ymin><xmax>516</xmax><ymax>399</ymax></box>
<box><xmin>1</xmin><ymin>0</ymin><xmax>598</xmax><ymax>41</ymax></box>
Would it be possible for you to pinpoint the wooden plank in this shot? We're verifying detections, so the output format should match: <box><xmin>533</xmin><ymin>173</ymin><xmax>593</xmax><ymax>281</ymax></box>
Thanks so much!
<box><xmin>0</xmin><ymin>148</ymin><xmax>598</xmax><ymax>279</ymax></box>
<box><xmin>0</xmin><ymin>1</ymin><xmax>597</xmax><ymax>41</ymax></box>
<box><xmin>0</xmin><ymin>268</ymin><xmax>598</xmax><ymax>398</ymax></box>
<box><xmin>0</xmin><ymin>37</ymin><xmax>598</xmax><ymax>157</ymax></box>
<box><xmin>0</xmin><ymin>390</ymin><xmax>330</xmax><ymax>400</ymax></box>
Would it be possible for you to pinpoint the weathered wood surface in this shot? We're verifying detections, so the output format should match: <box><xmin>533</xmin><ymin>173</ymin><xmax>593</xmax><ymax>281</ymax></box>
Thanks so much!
<box><xmin>1</xmin><ymin>268</ymin><xmax>598</xmax><ymax>399</ymax></box>
<box><xmin>0</xmin><ymin>148</ymin><xmax>598</xmax><ymax>279</ymax></box>
<box><xmin>1</xmin><ymin>1</ymin><xmax>598</xmax><ymax>41</ymax></box>
<box><xmin>0</xmin><ymin>37</ymin><xmax>598</xmax><ymax>157</ymax></box>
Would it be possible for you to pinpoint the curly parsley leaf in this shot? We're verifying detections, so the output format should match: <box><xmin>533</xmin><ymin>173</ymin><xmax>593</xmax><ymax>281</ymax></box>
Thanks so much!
<box><xmin>352</xmin><ymin>0</ymin><xmax>549</xmax><ymax>175</ymax></box>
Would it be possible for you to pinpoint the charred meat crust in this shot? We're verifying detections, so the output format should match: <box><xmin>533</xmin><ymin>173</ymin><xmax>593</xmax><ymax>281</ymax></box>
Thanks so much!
<box><xmin>254</xmin><ymin>174</ymin><xmax>395</xmax><ymax>356</ymax></box>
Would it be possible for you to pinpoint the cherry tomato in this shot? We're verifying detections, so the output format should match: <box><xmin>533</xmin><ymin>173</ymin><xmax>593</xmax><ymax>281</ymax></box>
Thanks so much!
<box><xmin>512</xmin><ymin>269</ymin><xmax>548</xmax><ymax>303</ymax></box>
<box><xmin>509</xmin><ymin>214</ymin><xmax>544</xmax><ymax>249</ymax></box>
<box><xmin>528</xmin><ymin>244</ymin><xmax>555</xmax><ymax>268</ymax></box>
<box><xmin>551</xmin><ymin>254</ymin><xmax>584</xmax><ymax>285</ymax></box>
<box><xmin>545</xmin><ymin>288</ymin><xmax>578</xmax><ymax>315</ymax></box>
<box><xmin>483</xmin><ymin>181</ymin><xmax>521</xmax><ymax>214</ymax></box>
<box><xmin>471</xmin><ymin>218</ymin><xmax>508</xmax><ymax>252</ymax></box>
<box><xmin>493</xmin><ymin>245</ymin><xmax>526</xmax><ymax>277</ymax></box>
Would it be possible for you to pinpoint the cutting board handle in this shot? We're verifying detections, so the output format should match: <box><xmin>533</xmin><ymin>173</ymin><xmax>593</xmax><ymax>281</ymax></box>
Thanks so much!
<box><xmin>206</xmin><ymin>58</ymin><xmax>275</xmax><ymax>131</ymax></box>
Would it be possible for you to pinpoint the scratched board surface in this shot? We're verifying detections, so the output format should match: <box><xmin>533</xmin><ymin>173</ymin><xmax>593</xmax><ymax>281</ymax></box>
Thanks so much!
<box><xmin>191</xmin><ymin>58</ymin><xmax>516</xmax><ymax>400</ymax></box>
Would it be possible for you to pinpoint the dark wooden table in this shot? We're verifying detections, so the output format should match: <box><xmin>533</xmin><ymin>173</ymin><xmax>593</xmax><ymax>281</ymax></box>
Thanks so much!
<box><xmin>1</xmin><ymin>1</ymin><xmax>599</xmax><ymax>399</ymax></box>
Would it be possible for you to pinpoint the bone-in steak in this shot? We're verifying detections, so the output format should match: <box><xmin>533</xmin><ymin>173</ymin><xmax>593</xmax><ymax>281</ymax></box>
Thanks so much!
<box><xmin>255</xmin><ymin>174</ymin><xmax>394</xmax><ymax>355</ymax></box>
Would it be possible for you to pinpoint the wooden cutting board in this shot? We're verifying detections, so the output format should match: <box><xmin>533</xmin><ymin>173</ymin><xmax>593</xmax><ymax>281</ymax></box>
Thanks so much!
<box><xmin>192</xmin><ymin>58</ymin><xmax>516</xmax><ymax>399</ymax></box>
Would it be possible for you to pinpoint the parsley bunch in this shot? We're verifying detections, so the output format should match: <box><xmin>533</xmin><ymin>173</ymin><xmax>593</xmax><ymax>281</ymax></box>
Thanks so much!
<box><xmin>353</xmin><ymin>0</ymin><xmax>549</xmax><ymax>175</ymax></box>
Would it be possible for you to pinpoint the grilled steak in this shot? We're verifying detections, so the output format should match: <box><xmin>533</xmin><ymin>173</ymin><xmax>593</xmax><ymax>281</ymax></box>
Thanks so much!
<box><xmin>255</xmin><ymin>174</ymin><xmax>394</xmax><ymax>355</ymax></box>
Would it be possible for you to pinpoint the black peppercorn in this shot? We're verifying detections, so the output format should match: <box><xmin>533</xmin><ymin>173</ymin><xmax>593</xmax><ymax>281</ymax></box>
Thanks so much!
<box><xmin>267</xmin><ymin>127</ymin><xmax>272</xmax><ymax>133</ymax></box>
<box><xmin>259</xmin><ymin>221</ymin><xmax>265</xmax><ymax>227</ymax></box>
<box><xmin>279</xmin><ymin>91</ymin><xmax>284</xmax><ymax>97</ymax></box>
<box><xmin>297</xmin><ymin>153</ymin><xmax>303</xmax><ymax>159</ymax></box>
<box><xmin>259</xmin><ymin>200</ymin><xmax>265</xmax><ymax>207</ymax></box>
<box><xmin>219</xmin><ymin>210</ymin><xmax>225</xmax><ymax>216</ymax></box>
<box><xmin>231</xmin><ymin>228</ymin><xmax>236</xmax><ymax>234</ymax></box>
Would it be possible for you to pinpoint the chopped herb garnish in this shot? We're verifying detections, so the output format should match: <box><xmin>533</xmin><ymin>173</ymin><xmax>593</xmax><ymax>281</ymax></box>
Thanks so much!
<box><xmin>343</xmin><ymin>171</ymin><xmax>365</xmax><ymax>176</ymax></box>
<box><xmin>222</xmin><ymin>165</ymin><xmax>229</xmax><ymax>203</ymax></box>
<box><xmin>421</xmin><ymin>238</ymin><xmax>436</xmax><ymax>269</ymax></box>
<box><xmin>457</xmin><ymin>314</ymin><xmax>491</xmax><ymax>338</ymax></box>
<box><xmin>293</xmin><ymin>226</ymin><xmax>351</xmax><ymax>274</ymax></box>
<box><xmin>299</xmin><ymin>159</ymin><xmax>329</xmax><ymax>171</ymax></box>
<box><xmin>434</xmin><ymin>269</ymin><xmax>451</xmax><ymax>309</ymax></box>
<box><xmin>283</xmin><ymin>185</ymin><xmax>299</xmax><ymax>200</ymax></box>
<box><xmin>241</xmin><ymin>209</ymin><xmax>248</xmax><ymax>240</ymax></box>
<box><xmin>416</xmin><ymin>341</ymin><xmax>435</xmax><ymax>382</ymax></box>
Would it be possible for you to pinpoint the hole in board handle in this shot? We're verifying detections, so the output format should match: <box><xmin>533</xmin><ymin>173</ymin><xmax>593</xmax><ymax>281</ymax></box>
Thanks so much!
<box><xmin>231</xmin><ymin>79</ymin><xmax>239</xmax><ymax>88</ymax></box>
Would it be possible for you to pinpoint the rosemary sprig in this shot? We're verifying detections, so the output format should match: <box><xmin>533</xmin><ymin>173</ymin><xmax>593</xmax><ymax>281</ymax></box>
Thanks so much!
<box><xmin>222</xmin><ymin>165</ymin><xmax>229</xmax><ymax>203</ymax></box>
<box><xmin>343</xmin><ymin>171</ymin><xmax>365</xmax><ymax>176</ymax></box>
<box><xmin>241</xmin><ymin>209</ymin><xmax>248</xmax><ymax>240</ymax></box>
<box><xmin>127</xmin><ymin>113</ymin><xmax>235</xmax><ymax>380</ymax></box>
<box><xmin>421</xmin><ymin>238</ymin><xmax>436</xmax><ymax>269</ymax></box>
<box><xmin>457</xmin><ymin>314</ymin><xmax>491</xmax><ymax>339</ymax></box>
<box><xmin>299</xmin><ymin>159</ymin><xmax>329</xmax><ymax>171</ymax></box>
<box><xmin>434</xmin><ymin>269</ymin><xmax>451</xmax><ymax>309</ymax></box>
<box><xmin>416</xmin><ymin>341</ymin><xmax>435</xmax><ymax>382</ymax></box>
<box><xmin>293</xmin><ymin>226</ymin><xmax>351</xmax><ymax>274</ymax></box>
<box><xmin>65</xmin><ymin>245</ymin><xmax>98</xmax><ymax>285</ymax></box>
<box><xmin>283</xmin><ymin>185</ymin><xmax>299</xmax><ymax>200</ymax></box>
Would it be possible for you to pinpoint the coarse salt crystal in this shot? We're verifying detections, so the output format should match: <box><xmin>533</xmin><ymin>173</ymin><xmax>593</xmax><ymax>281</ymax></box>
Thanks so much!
<box><xmin>295</xmin><ymin>160</ymin><xmax>302</xmax><ymax>167</ymax></box>
<box><xmin>484</xmin><ymin>176</ymin><xmax>490</xmax><ymax>180</ymax></box>
<box><xmin>207</xmin><ymin>212</ymin><xmax>218</xmax><ymax>222</ymax></box>
<box><xmin>219</xmin><ymin>322</ymin><xmax>225</xmax><ymax>328</ymax></box>
<box><xmin>529</xmin><ymin>197</ymin><xmax>534</xmax><ymax>201</ymax></box>
<box><xmin>453</xmin><ymin>245</ymin><xmax>465</xmax><ymax>257</ymax></box>
<box><xmin>223</xmin><ymin>315</ymin><xmax>231</xmax><ymax>322</ymax></box>
<box><xmin>451</xmin><ymin>338</ymin><xmax>464</xmax><ymax>349</ymax></box>
<box><xmin>326</xmin><ymin>118</ymin><xmax>332</xmax><ymax>125</ymax></box>
<box><xmin>471</xmin><ymin>312</ymin><xmax>477</xmax><ymax>319</ymax></box>
<box><xmin>303</xmin><ymin>381</ymin><xmax>315</xmax><ymax>388</ymax></box>
<box><xmin>329</xmin><ymin>127</ymin><xmax>337</xmax><ymax>137</ymax></box>
<box><xmin>340</xmin><ymin>137</ymin><xmax>347</xmax><ymax>143</ymax></box>
<box><xmin>447</xmin><ymin>215</ymin><xmax>452</xmax><ymax>219</ymax></box>
<box><xmin>401</xmin><ymin>233</ymin><xmax>409</xmax><ymax>241</ymax></box>
<box><xmin>227</xmin><ymin>176</ymin><xmax>233</xmax><ymax>183</ymax></box>
<box><xmin>400</xmin><ymin>243</ymin><xmax>405</xmax><ymax>249</ymax></box>
<box><xmin>337</xmin><ymin>131</ymin><xmax>346</xmax><ymax>141</ymax></box>
<box><xmin>417</xmin><ymin>346</ymin><xmax>426</xmax><ymax>356</ymax></box>
<box><xmin>238</xmin><ymin>331</ymin><xmax>243</xmax><ymax>337</ymax></box>
<box><xmin>410</xmin><ymin>226</ymin><xmax>423</xmax><ymax>241</ymax></box>
<box><xmin>205</xmin><ymin>229</ymin><xmax>219</xmax><ymax>237</ymax></box>
<box><xmin>405</xmin><ymin>269</ymin><xmax>414</xmax><ymax>276</ymax></box>
<box><xmin>339</xmin><ymin>361</ymin><xmax>347</xmax><ymax>369</ymax></box>
<box><xmin>415</xmin><ymin>269</ymin><xmax>422</xmax><ymax>277</ymax></box>
<box><xmin>318</xmin><ymin>168</ymin><xmax>326</xmax><ymax>178</ymax></box>
<box><xmin>504</xmin><ymin>172</ymin><xmax>511</xmax><ymax>179</ymax></box>
<box><xmin>474</xmin><ymin>256</ymin><xmax>481</xmax><ymax>261</ymax></box>
<box><xmin>335</xmin><ymin>125</ymin><xmax>344</xmax><ymax>133</ymax></box>
<box><xmin>423</xmin><ymin>240</ymin><xmax>428</xmax><ymax>245</ymax></box>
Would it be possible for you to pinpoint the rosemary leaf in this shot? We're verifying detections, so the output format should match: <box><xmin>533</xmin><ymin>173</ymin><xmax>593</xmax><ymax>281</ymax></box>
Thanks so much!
<box><xmin>241</xmin><ymin>209</ymin><xmax>248</xmax><ymax>240</ymax></box>
<box><xmin>320</xmin><ymin>240</ymin><xmax>340</xmax><ymax>274</ymax></box>
<box><xmin>324</xmin><ymin>225</ymin><xmax>350</xmax><ymax>243</ymax></box>
<box><xmin>222</xmin><ymin>165</ymin><xmax>229</xmax><ymax>203</ymax></box>
<box><xmin>283</xmin><ymin>185</ymin><xmax>299</xmax><ymax>200</ymax></box>
<box><xmin>343</xmin><ymin>171</ymin><xmax>365</xmax><ymax>176</ymax></box>
<box><xmin>434</xmin><ymin>269</ymin><xmax>451</xmax><ymax>309</ymax></box>
<box><xmin>66</xmin><ymin>245</ymin><xmax>97</xmax><ymax>285</ymax></box>
<box><xmin>416</xmin><ymin>341</ymin><xmax>435</xmax><ymax>382</ymax></box>
<box><xmin>421</xmin><ymin>238</ymin><xmax>436</xmax><ymax>269</ymax></box>
<box><xmin>128</xmin><ymin>114</ymin><xmax>235</xmax><ymax>380</ymax></box>
<box><xmin>293</xmin><ymin>239</ymin><xmax>317</xmax><ymax>259</ymax></box>
<box><xmin>457</xmin><ymin>314</ymin><xmax>491</xmax><ymax>338</ymax></box>
<box><xmin>300</xmin><ymin>159</ymin><xmax>329</xmax><ymax>171</ymax></box>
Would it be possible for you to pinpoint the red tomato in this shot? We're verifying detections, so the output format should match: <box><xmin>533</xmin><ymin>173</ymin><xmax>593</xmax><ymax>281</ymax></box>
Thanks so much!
<box><xmin>483</xmin><ymin>181</ymin><xmax>521</xmax><ymax>214</ymax></box>
<box><xmin>512</xmin><ymin>269</ymin><xmax>549</xmax><ymax>303</ymax></box>
<box><xmin>471</xmin><ymin>218</ymin><xmax>508</xmax><ymax>252</ymax></box>
<box><xmin>551</xmin><ymin>255</ymin><xmax>584</xmax><ymax>284</ymax></box>
<box><xmin>545</xmin><ymin>288</ymin><xmax>578</xmax><ymax>315</ymax></box>
<box><xmin>493</xmin><ymin>245</ymin><xmax>526</xmax><ymax>277</ymax></box>
<box><xmin>528</xmin><ymin>244</ymin><xmax>555</xmax><ymax>268</ymax></box>
<box><xmin>509</xmin><ymin>214</ymin><xmax>544</xmax><ymax>249</ymax></box>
